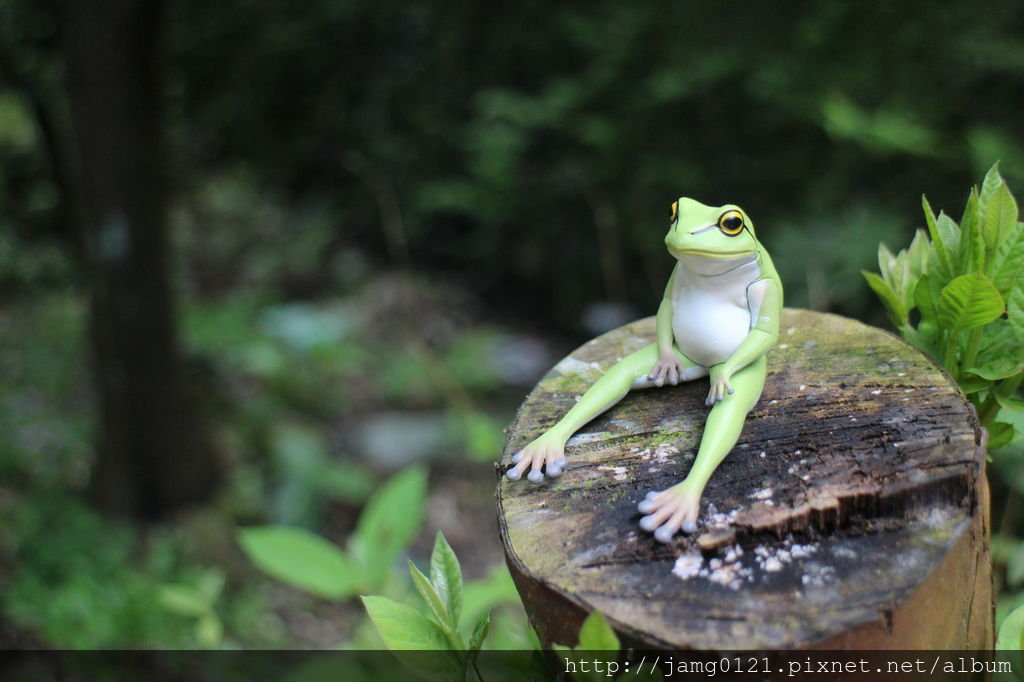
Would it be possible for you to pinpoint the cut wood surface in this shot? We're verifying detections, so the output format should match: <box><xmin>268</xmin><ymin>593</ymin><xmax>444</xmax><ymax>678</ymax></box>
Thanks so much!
<box><xmin>496</xmin><ymin>309</ymin><xmax>991</xmax><ymax>650</ymax></box>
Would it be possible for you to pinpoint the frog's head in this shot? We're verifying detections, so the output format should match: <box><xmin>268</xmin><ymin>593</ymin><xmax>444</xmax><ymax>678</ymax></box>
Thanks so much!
<box><xmin>664</xmin><ymin>197</ymin><xmax>758</xmax><ymax>267</ymax></box>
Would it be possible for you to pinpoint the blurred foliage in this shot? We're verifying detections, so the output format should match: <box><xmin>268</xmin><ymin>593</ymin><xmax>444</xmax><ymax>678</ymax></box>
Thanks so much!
<box><xmin>162</xmin><ymin>0</ymin><xmax>1024</xmax><ymax>327</ymax></box>
<box><xmin>2</xmin><ymin>0</ymin><xmax>1024</xmax><ymax>651</ymax></box>
<box><xmin>242</xmin><ymin>470</ymin><xmax>533</xmax><ymax>653</ymax></box>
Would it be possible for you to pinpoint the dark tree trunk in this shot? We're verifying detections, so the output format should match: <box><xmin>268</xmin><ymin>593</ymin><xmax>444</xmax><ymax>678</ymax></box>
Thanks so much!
<box><xmin>61</xmin><ymin>0</ymin><xmax>219</xmax><ymax>518</ymax></box>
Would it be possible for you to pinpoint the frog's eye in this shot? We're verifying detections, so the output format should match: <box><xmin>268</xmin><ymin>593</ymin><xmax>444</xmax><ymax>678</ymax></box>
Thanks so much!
<box><xmin>718</xmin><ymin>210</ymin><xmax>745</xmax><ymax>236</ymax></box>
<box><xmin>669</xmin><ymin>201</ymin><xmax>678</xmax><ymax>224</ymax></box>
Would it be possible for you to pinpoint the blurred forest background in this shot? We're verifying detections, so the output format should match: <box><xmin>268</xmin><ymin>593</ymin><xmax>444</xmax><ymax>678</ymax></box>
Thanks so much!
<box><xmin>1</xmin><ymin>0</ymin><xmax>1023</xmax><ymax>649</ymax></box>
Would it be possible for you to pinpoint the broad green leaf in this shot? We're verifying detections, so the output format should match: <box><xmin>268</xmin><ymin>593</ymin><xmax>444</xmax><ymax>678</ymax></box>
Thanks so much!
<box><xmin>468</xmin><ymin>612</ymin><xmax>490</xmax><ymax>652</ymax></box>
<box><xmin>937</xmin><ymin>273</ymin><xmax>1004</xmax><ymax>331</ymax></box>
<box><xmin>993</xmin><ymin>223</ymin><xmax>1024</xmax><ymax>296</ymax></box>
<box><xmin>984</xmin><ymin>183</ymin><xmax>1018</xmax><ymax>248</ymax></box>
<box><xmin>351</xmin><ymin>466</ymin><xmax>427</xmax><ymax>578</ymax></box>
<box><xmin>995</xmin><ymin>392</ymin><xmax>1024</xmax><ymax>414</ymax></box>
<box><xmin>157</xmin><ymin>584</ymin><xmax>209</xmax><ymax>617</ymax></box>
<box><xmin>430</xmin><ymin>532</ymin><xmax>463</xmax><ymax>626</ymax></box>
<box><xmin>361</xmin><ymin>596</ymin><xmax>454</xmax><ymax>650</ymax></box>
<box><xmin>863</xmin><ymin>271</ymin><xmax>906</xmax><ymax>327</ymax></box>
<box><xmin>408</xmin><ymin>560</ymin><xmax>458</xmax><ymax>639</ymax></box>
<box><xmin>967</xmin><ymin>321</ymin><xmax>1024</xmax><ymax>380</ymax></box>
<box><xmin>238</xmin><ymin>526</ymin><xmax>361</xmax><ymax>599</ymax></box>
<box><xmin>996</xmin><ymin>603</ymin><xmax>1024</xmax><ymax>651</ymax></box>
<box><xmin>914</xmin><ymin>275</ymin><xmax>937</xmax><ymax>325</ymax></box>
<box><xmin>907</xmin><ymin>229</ymin><xmax>929</xmax><ymax>281</ymax></box>
<box><xmin>1010</xmin><ymin>287</ymin><xmax>1024</xmax><ymax>343</ymax></box>
<box><xmin>980</xmin><ymin>162</ymin><xmax>1003</xmax><ymax>222</ymax></box>
<box><xmin>989</xmin><ymin>422</ymin><xmax>1015</xmax><ymax>450</ymax></box>
<box><xmin>922</xmin><ymin>194</ymin><xmax>940</xmax><ymax>248</ymax></box>
<box><xmin>576</xmin><ymin>611</ymin><xmax>620</xmax><ymax>651</ymax></box>
<box><xmin>877</xmin><ymin>242</ymin><xmax>897</xmax><ymax>283</ymax></box>
<box><xmin>957</xmin><ymin>373</ymin><xmax>990</xmax><ymax>395</ymax></box>
<box><xmin>923</xmin><ymin>198</ymin><xmax>958</xmax><ymax>283</ymax></box>
<box><xmin>962</xmin><ymin>194</ymin><xmax>986</xmax><ymax>272</ymax></box>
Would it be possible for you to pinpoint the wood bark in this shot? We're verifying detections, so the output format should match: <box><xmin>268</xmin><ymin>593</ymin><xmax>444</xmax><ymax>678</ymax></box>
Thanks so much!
<box><xmin>61</xmin><ymin>0</ymin><xmax>219</xmax><ymax>518</ymax></box>
<box><xmin>497</xmin><ymin>309</ymin><xmax>991</xmax><ymax>649</ymax></box>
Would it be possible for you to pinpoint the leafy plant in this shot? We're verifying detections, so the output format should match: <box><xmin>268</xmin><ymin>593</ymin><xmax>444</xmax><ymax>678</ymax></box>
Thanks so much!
<box><xmin>157</xmin><ymin>569</ymin><xmax>227</xmax><ymax>648</ymax></box>
<box><xmin>362</xmin><ymin>532</ymin><xmax>490</xmax><ymax>680</ymax></box>
<box><xmin>997</xmin><ymin>604</ymin><xmax>1024</xmax><ymax>681</ymax></box>
<box><xmin>863</xmin><ymin>163</ymin><xmax>1024</xmax><ymax>448</ymax></box>
<box><xmin>238</xmin><ymin>465</ymin><xmax>427</xmax><ymax>598</ymax></box>
<box><xmin>554</xmin><ymin>611</ymin><xmax>623</xmax><ymax>682</ymax></box>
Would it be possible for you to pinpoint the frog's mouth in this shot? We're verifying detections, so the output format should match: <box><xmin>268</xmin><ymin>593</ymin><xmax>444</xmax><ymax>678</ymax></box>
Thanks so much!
<box><xmin>672</xmin><ymin>251</ymin><xmax>759</xmax><ymax>277</ymax></box>
<box><xmin>668</xmin><ymin>247</ymin><xmax>757</xmax><ymax>259</ymax></box>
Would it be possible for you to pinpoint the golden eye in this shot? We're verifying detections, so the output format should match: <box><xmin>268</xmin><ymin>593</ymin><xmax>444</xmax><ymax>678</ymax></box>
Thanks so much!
<box><xmin>718</xmin><ymin>209</ymin><xmax>744</xmax><ymax>236</ymax></box>
<box><xmin>669</xmin><ymin>200</ymin><xmax>678</xmax><ymax>223</ymax></box>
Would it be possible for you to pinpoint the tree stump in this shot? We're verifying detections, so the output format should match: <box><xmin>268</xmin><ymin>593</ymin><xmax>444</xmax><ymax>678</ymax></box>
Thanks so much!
<box><xmin>496</xmin><ymin>309</ymin><xmax>991</xmax><ymax>650</ymax></box>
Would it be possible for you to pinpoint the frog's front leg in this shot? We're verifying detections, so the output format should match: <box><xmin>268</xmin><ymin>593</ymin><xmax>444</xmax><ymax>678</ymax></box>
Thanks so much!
<box><xmin>506</xmin><ymin>343</ymin><xmax>704</xmax><ymax>483</ymax></box>
<box><xmin>638</xmin><ymin>356</ymin><xmax>766</xmax><ymax>542</ymax></box>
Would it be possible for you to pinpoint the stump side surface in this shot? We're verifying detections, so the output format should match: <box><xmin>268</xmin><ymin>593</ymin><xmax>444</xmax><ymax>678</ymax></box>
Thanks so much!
<box><xmin>497</xmin><ymin>309</ymin><xmax>987</xmax><ymax>650</ymax></box>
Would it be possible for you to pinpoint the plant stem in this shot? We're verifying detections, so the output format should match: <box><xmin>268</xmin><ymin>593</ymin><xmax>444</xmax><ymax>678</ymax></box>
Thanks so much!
<box><xmin>962</xmin><ymin>327</ymin><xmax>984</xmax><ymax>371</ymax></box>
<box><xmin>978</xmin><ymin>392</ymin><xmax>999</xmax><ymax>426</ymax></box>
<box><xmin>941</xmin><ymin>330</ymin><xmax>959</xmax><ymax>377</ymax></box>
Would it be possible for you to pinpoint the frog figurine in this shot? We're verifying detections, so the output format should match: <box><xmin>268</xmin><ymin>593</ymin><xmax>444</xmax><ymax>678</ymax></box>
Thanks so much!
<box><xmin>506</xmin><ymin>197</ymin><xmax>782</xmax><ymax>543</ymax></box>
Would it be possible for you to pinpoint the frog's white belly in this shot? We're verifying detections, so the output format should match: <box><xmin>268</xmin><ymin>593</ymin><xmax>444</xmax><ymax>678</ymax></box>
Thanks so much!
<box><xmin>670</xmin><ymin>256</ymin><xmax>761</xmax><ymax>367</ymax></box>
<box><xmin>673</xmin><ymin>291</ymin><xmax>750</xmax><ymax>367</ymax></box>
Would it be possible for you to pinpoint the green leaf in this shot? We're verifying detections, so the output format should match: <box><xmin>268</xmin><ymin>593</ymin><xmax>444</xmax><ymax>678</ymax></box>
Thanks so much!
<box><xmin>408</xmin><ymin>560</ymin><xmax>457</xmax><ymax>639</ymax></box>
<box><xmin>993</xmin><ymin>223</ymin><xmax>1024</xmax><ymax>297</ymax></box>
<box><xmin>361</xmin><ymin>596</ymin><xmax>454</xmax><ymax>650</ymax></box>
<box><xmin>877</xmin><ymin>242</ymin><xmax>897</xmax><ymax>283</ymax></box>
<box><xmin>157</xmin><ymin>584</ymin><xmax>209</xmax><ymax>617</ymax></box>
<box><xmin>351</xmin><ymin>466</ymin><xmax>427</xmax><ymax>579</ymax></box>
<box><xmin>937</xmin><ymin>273</ymin><xmax>1004</xmax><ymax>332</ymax></box>
<box><xmin>576</xmin><ymin>611</ymin><xmax>620</xmax><ymax>651</ymax></box>
<box><xmin>929</xmin><ymin>214</ymin><xmax>961</xmax><ymax>288</ymax></box>
<box><xmin>922</xmin><ymin>194</ymin><xmax>941</xmax><ymax>246</ymax></box>
<box><xmin>914</xmin><ymin>275</ymin><xmax>937</xmax><ymax>325</ymax></box>
<box><xmin>863</xmin><ymin>270</ymin><xmax>906</xmax><ymax>327</ymax></box>
<box><xmin>238</xmin><ymin>526</ymin><xmax>361</xmax><ymax>599</ymax></box>
<box><xmin>997</xmin><ymin>603</ymin><xmax>1024</xmax><ymax>651</ymax></box>
<box><xmin>923</xmin><ymin>199</ymin><xmax>959</xmax><ymax>284</ymax></box>
<box><xmin>958</xmin><ymin>188</ymin><xmax>983</xmax><ymax>270</ymax></box>
<box><xmin>430</xmin><ymin>532</ymin><xmax>463</xmax><ymax>627</ymax></box>
<box><xmin>957</xmin><ymin>373</ymin><xmax>990</xmax><ymax>395</ymax></box>
<box><xmin>967</xmin><ymin>321</ymin><xmax>1024</xmax><ymax>380</ymax></box>
<box><xmin>468</xmin><ymin>612</ymin><xmax>490</xmax><ymax>652</ymax></box>
<box><xmin>995</xmin><ymin>392</ymin><xmax>1024</xmax><ymax>414</ymax></box>
<box><xmin>984</xmin><ymin>183</ymin><xmax>1018</xmax><ymax>249</ymax></box>
<box><xmin>907</xmin><ymin>230</ymin><xmax>929</xmax><ymax>279</ymax></box>
<box><xmin>989</xmin><ymin>422</ymin><xmax>1016</xmax><ymax>450</ymax></box>
<box><xmin>196</xmin><ymin>614</ymin><xmax>223</xmax><ymax>648</ymax></box>
<box><xmin>1010</xmin><ymin>287</ymin><xmax>1024</xmax><ymax>343</ymax></box>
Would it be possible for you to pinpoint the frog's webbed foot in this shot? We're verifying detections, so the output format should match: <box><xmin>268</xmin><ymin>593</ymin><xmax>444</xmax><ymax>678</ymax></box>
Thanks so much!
<box><xmin>705</xmin><ymin>367</ymin><xmax>735</xmax><ymax>406</ymax></box>
<box><xmin>636</xmin><ymin>484</ymin><xmax>702</xmax><ymax>543</ymax></box>
<box><xmin>505</xmin><ymin>435</ymin><xmax>567</xmax><ymax>483</ymax></box>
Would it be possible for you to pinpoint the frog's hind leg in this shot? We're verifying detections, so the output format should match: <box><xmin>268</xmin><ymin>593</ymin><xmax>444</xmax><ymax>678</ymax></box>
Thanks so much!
<box><xmin>638</xmin><ymin>356</ymin><xmax>767</xmax><ymax>542</ymax></box>
<box><xmin>506</xmin><ymin>343</ymin><xmax>702</xmax><ymax>483</ymax></box>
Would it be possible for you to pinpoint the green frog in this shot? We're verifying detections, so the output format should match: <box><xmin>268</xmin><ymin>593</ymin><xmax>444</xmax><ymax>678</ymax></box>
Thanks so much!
<box><xmin>506</xmin><ymin>197</ymin><xmax>783</xmax><ymax>543</ymax></box>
